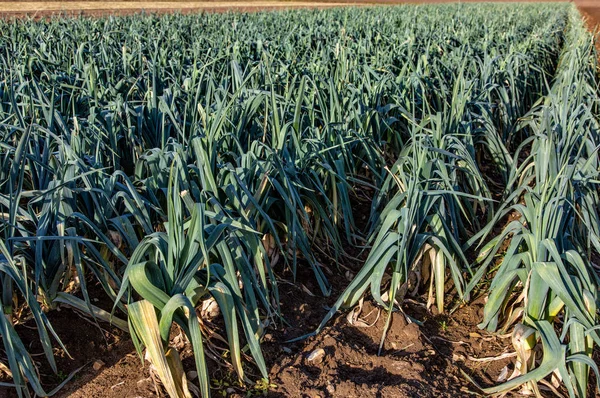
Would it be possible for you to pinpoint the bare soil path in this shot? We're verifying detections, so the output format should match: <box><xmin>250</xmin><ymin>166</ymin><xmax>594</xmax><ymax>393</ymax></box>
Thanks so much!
<box><xmin>0</xmin><ymin>0</ymin><xmax>572</xmax><ymax>17</ymax></box>
<box><xmin>578</xmin><ymin>1</ymin><xmax>600</xmax><ymax>29</ymax></box>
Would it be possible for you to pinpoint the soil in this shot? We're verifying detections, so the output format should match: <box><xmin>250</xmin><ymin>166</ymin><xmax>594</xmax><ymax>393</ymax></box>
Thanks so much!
<box><xmin>0</xmin><ymin>0</ymin><xmax>572</xmax><ymax>18</ymax></box>
<box><xmin>0</xmin><ymin>269</ymin><xmax>517</xmax><ymax>398</ymax></box>
<box><xmin>0</xmin><ymin>287</ymin><xmax>154</xmax><ymax>398</ymax></box>
<box><xmin>578</xmin><ymin>2</ymin><xmax>600</xmax><ymax>30</ymax></box>
<box><xmin>261</xmin><ymin>294</ymin><xmax>501</xmax><ymax>398</ymax></box>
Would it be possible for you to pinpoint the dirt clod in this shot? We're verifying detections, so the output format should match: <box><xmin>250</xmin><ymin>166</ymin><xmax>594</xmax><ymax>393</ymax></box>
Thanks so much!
<box><xmin>93</xmin><ymin>360</ymin><xmax>105</xmax><ymax>371</ymax></box>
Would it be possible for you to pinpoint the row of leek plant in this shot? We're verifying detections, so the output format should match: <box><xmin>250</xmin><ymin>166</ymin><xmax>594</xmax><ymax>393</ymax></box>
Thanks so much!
<box><xmin>464</xmin><ymin>8</ymin><xmax>600</xmax><ymax>397</ymax></box>
<box><xmin>314</xmin><ymin>8</ymin><xmax>566</xmax><ymax>351</ymax></box>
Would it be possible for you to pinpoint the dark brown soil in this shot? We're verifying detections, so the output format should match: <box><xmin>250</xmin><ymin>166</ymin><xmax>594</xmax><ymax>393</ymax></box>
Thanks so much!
<box><xmin>0</xmin><ymin>306</ymin><xmax>153</xmax><ymax>398</ymax></box>
<box><xmin>0</xmin><ymin>259</ymin><xmax>519</xmax><ymax>398</ymax></box>
<box><xmin>255</xmin><ymin>274</ymin><xmax>519</xmax><ymax>398</ymax></box>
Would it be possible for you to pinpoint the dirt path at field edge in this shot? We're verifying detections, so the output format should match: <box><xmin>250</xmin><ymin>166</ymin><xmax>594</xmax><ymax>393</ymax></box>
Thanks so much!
<box><xmin>0</xmin><ymin>0</ymin><xmax>574</xmax><ymax>18</ymax></box>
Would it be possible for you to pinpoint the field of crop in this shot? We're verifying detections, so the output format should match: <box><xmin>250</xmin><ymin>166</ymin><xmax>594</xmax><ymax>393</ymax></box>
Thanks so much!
<box><xmin>1</xmin><ymin>2</ymin><xmax>599</xmax><ymax>398</ymax></box>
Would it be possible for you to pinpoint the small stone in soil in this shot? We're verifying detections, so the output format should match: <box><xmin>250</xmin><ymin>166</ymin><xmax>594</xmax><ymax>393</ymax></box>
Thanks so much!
<box><xmin>187</xmin><ymin>370</ymin><xmax>198</xmax><ymax>380</ymax></box>
<box><xmin>326</xmin><ymin>383</ymin><xmax>335</xmax><ymax>394</ymax></box>
<box><xmin>306</xmin><ymin>348</ymin><xmax>326</xmax><ymax>364</ymax></box>
<box><xmin>452</xmin><ymin>353</ymin><xmax>466</xmax><ymax>362</ymax></box>
<box><xmin>92</xmin><ymin>360</ymin><xmax>105</xmax><ymax>371</ymax></box>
